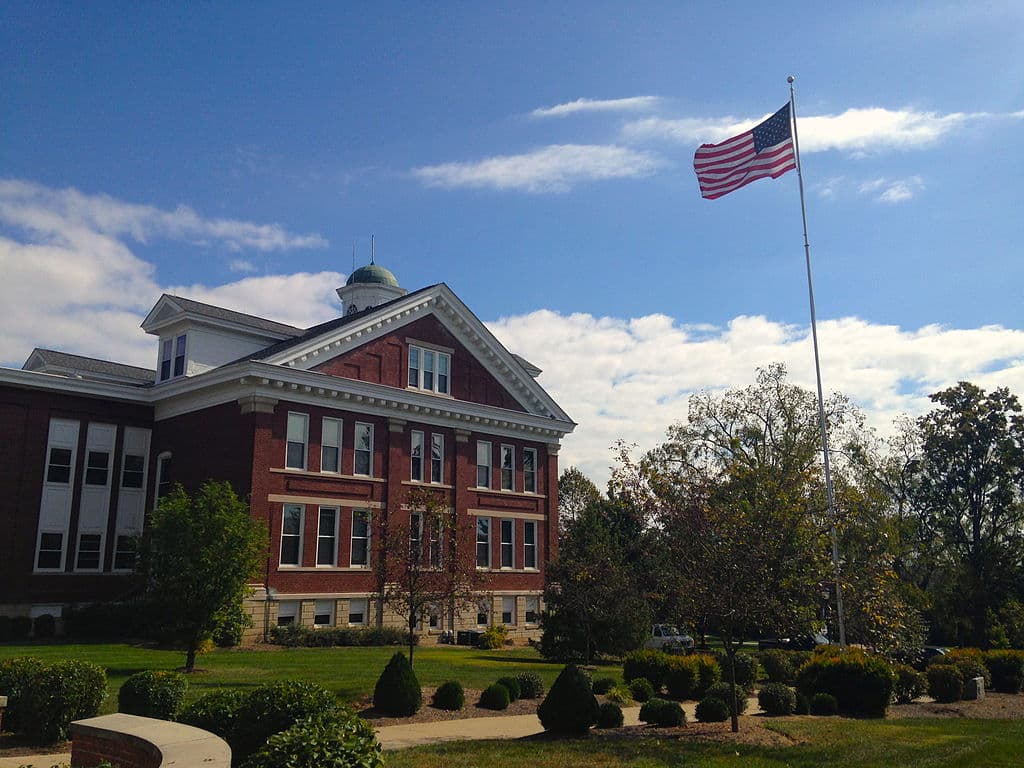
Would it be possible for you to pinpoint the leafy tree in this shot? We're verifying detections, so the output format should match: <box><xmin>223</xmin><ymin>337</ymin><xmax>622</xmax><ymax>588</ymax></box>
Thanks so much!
<box><xmin>557</xmin><ymin>466</ymin><xmax>601</xmax><ymax>531</ymax></box>
<box><xmin>377</xmin><ymin>486</ymin><xmax>480</xmax><ymax>666</ymax></box>
<box><xmin>911</xmin><ymin>382</ymin><xmax>1024</xmax><ymax>648</ymax></box>
<box><xmin>139</xmin><ymin>481</ymin><xmax>267</xmax><ymax>671</ymax></box>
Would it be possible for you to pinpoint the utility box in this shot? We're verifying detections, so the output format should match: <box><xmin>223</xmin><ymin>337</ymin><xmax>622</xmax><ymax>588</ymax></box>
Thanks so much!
<box><xmin>456</xmin><ymin>630</ymin><xmax>482</xmax><ymax>646</ymax></box>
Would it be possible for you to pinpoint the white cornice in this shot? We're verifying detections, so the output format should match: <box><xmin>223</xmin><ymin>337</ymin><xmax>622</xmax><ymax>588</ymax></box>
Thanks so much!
<box><xmin>0</xmin><ymin>368</ymin><xmax>150</xmax><ymax>403</ymax></box>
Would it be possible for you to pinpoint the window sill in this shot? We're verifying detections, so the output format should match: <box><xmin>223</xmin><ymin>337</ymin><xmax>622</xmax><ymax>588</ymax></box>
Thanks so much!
<box><xmin>270</xmin><ymin>468</ymin><xmax>386</xmax><ymax>483</ymax></box>
<box><xmin>402</xmin><ymin>480</ymin><xmax>454</xmax><ymax>489</ymax></box>
<box><xmin>404</xmin><ymin>387</ymin><xmax>454</xmax><ymax>399</ymax></box>
<box><xmin>469</xmin><ymin>487</ymin><xmax>548</xmax><ymax>499</ymax></box>
<box><xmin>276</xmin><ymin>566</ymin><xmax>373</xmax><ymax>572</ymax></box>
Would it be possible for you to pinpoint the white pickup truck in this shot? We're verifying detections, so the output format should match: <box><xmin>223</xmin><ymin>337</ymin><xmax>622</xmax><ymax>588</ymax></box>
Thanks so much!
<box><xmin>645</xmin><ymin>624</ymin><xmax>695</xmax><ymax>652</ymax></box>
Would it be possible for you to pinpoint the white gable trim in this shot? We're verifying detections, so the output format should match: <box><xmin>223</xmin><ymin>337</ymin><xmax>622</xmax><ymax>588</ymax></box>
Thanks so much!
<box><xmin>141</xmin><ymin>295</ymin><xmax>298</xmax><ymax>342</ymax></box>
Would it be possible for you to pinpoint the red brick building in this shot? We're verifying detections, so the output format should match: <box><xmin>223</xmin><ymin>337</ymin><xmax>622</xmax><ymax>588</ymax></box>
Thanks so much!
<box><xmin>0</xmin><ymin>265</ymin><xmax>574</xmax><ymax>640</ymax></box>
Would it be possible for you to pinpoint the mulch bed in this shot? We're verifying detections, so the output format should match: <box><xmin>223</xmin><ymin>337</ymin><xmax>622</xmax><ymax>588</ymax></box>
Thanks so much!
<box><xmin>358</xmin><ymin>686</ymin><xmax>543</xmax><ymax>726</ymax></box>
<box><xmin>888</xmin><ymin>692</ymin><xmax>1024</xmax><ymax>719</ymax></box>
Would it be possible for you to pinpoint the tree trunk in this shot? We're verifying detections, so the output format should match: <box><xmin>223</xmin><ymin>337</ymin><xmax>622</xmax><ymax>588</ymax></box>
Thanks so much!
<box><xmin>727</xmin><ymin>643</ymin><xmax>739</xmax><ymax>733</ymax></box>
<box><xmin>185</xmin><ymin>639</ymin><xmax>198</xmax><ymax>673</ymax></box>
<box><xmin>408</xmin><ymin>616</ymin><xmax>417</xmax><ymax>667</ymax></box>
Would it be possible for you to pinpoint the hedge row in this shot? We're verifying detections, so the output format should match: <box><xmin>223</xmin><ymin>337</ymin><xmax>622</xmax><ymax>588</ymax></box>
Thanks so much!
<box><xmin>269</xmin><ymin>624</ymin><xmax>410</xmax><ymax>647</ymax></box>
<box><xmin>622</xmin><ymin>649</ymin><xmax>723</xmax><ymax>700</ymax></box>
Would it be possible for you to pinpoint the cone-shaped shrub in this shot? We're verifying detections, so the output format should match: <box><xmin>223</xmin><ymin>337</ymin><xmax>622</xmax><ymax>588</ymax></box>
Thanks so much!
<box><xmin>372</xmin><ymin>652</ymin><xmax>421</xmax><ymax>716</ymax></box>
<box><xmin>537</xmin><ymin>664</ymin><xmax>599</xmax><ymax>733</ymax></box>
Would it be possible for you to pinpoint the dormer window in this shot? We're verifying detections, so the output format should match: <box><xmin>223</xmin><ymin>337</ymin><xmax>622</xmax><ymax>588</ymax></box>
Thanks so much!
<box><xmin>408</xmin><ymin>344</ymin><xmax>450</xmax><ymax>395</ymax></box>
<box><xmin>159</xmin><ymin>334</ymin><xmax>187</xmax><ymax>381</ymax></box>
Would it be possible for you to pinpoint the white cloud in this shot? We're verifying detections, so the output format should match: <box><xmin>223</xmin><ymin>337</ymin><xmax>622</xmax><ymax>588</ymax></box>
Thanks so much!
<box><xmin>412</xmin><ymin>144</ymin><xmax>664</xmax><ymax>193</ymax></box>
<box><xmin>530</xmin><ymin>96</ymin><xmax>661</xmax><ymax>119</ymax></box>
<box><xmin>623</xmin><ymin>108</ymin><xmax>1023</xmax><ymax>154</ymax></box>
<box><xmin>818</xmin><ymin>175</ymin><xmax>924</xmax><ymax>203</ymax></box>
<box><xmin>229</xmin><ymin>259</ymin><xmax>258</xmax><ymax>273</ymax></box>
<box><xmin>489</xmin><ymin>311</ymin><xmax>1024</xmax><ymax>489</ymax></box>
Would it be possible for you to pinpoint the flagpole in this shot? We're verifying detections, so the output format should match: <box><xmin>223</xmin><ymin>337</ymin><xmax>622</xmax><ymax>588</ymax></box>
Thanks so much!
<box><xmin>788</xmin><ymin>75</ymin><xmax>847</xmax><ymax>650</ymax></box>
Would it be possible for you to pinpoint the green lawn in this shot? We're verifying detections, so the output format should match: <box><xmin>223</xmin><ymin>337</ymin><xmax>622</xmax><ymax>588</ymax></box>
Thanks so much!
<box><xmin>0</xmin><ymin>641</ymin><xmax>620</xmax><ymax>714</ymax></box>
<box><xmin>385</xmin><ymin>718</ymin><xmax>1024</xmax><ymax>768</ymax></box>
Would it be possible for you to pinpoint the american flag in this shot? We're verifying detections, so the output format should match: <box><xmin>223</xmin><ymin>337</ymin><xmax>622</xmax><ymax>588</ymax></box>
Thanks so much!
<box><xmin>693</xmin><ymin>103</ymin><xmax>796</xmax><ymax>200</ymax></box>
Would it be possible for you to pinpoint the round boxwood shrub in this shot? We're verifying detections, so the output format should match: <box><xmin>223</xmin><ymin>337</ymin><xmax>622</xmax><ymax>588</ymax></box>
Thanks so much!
<box><xmin>0</xmin><ymin>657</ymin><xmax>45</xmax><ymax>734</ymax></box>
<box><xmin>231</xmin><ymin>681</ymin><xmax>340</xmax><ymax>763</ymax></box>
<box><xmin>537</xmin><ymin>664</ymin><xmax>599</xmax><ymax>734</ymax></box>
<box><xmin>809</xmin><ymin>692</ymin><xmax>838</xmax><ymax>716</ymax></box>
<box><xmin>984</xmin><ymin>650</ymin><xmax>1024</xmax><ymax>694</ymax></box>
<box><xmin>605</xmin><ymin>684</ymin><xmax>633</xmax><ymax>705</ymax></box>
<box><xmin>695</xmin><ymin>696</ymin><xmax>730</xmax><ymax>723</ymax></box>
<box><xmin>927</xmin><ymin>664</ymin><xmax>963</xmax><ymax>703</ymax></box>
<box><xmin>715</xmin><ymin>651</ymin><xmax>758</xmax><ymax>690</ymax></box>
<box><xmin>496</xmin><ymin>676</ymin><xmax>521</xmax><ymax>702</ymax></box>
<box><xmin>705</xmin><ymin>682</ymin><xmax>748</xmax><ymax>714</ymax></box>
<box><xmin>640</xmin><ymin>698</ymin><xmax>686</xmax><ymax>727</ymax></box>
<box><xmin>596</xmin><ymin>701</ymin><xmax>624</xmax><ymax>728</ymax></box>
<box><xmin>592</xmin><ymin>676</ymin><xmax>617</xmax><ymax>695</ymax></box>
<box><xmin>516</xmin><ymin>672</ymin><xmax>544</xmax><ymax>699</ymax></box>
<box><xmin>244</xmin><ymin>708</ymin><xmax>383</xmax><ymax>768</ymax></box>
<box><xmin>22</xmin><ymin>659</ymin><xmax>107</xmax><ymax>744</ymax></box>
<box><xmin>179</xmin><ymin>689</ymin><xmax>247</xmax><ymax>738</ymax></box>
<box><xmin>758</xmin><ymin>682</ymin><xmax>796</xmax><ymax>716</ymax></box>
<box><xmin>893</xmin><ymin>664</ymin><xmax>928</xmax><ymax>704</ymax></box>
<box><xmin>33</xmin><ymin>614</ymin><xmax>56</xmax><ymax>639</ymax></box>
<box><xmin>118</xmin><ymin>670</ymin><xmax>188</xmax><ymax>720</ymax></box>
<box><xmin>11</xmin><ymin>616</ymin><xmax>32</xmax><ymax>640</ymax></box>
<box><xmin>372</xmin><ymin>652</ymin><xmax>422</xmax><ymax>717</ymax></box>
<box><xmin>431</xmin><ymin>681</ymin><xmax>464</xmax><ymax>711</ymax></box>
<box><xmin>629</xmin><ymin>677</ymin><xmax>655</xmax><ymax>702</ymax></box>
<box><xmin>479</xmin><ymin>683</ymin><xmax>510</xmax><ymax>710</ymax></box>
<box><xmin>622</xmin><ymin>649</ymin><xmax>669</xmax><ymax>691</ymax></box>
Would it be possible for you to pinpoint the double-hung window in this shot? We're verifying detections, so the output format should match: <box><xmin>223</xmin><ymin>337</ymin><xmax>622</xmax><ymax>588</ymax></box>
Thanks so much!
<box><xmin>476</xmin><ymin>599</ymin><xmax>490</xmax><ymax>627</ymax></box>
<box><xmin>46</xmin><ymin>446</ymin><xmax>73</xmax><ymax>484</ymax></box>
<box><xmin>313</xmin><ymin>600</ymin><xmax>334</xmax><ymax>628</ymax></box>
<box><xmin>502</xmin><ymin>596</ymin><xmax>516</xmax><ymax>625</ymax></box>
<box><xmin>121</xmin><ymin>454</ymin><xmax>145</xmax><ymax>488</ymax></box>
<box><xmin>500</xmin><ymin>519</ymin><xmax>514</xmax><ymax>568</ymax></box>
<box><xmin>317</xmin><ymin>507</ymin><xmax>338</xmax><ymax>566</ymax></box>
<box><xmin>286</xmin><ymin>412</ymin><xmax>308</xmax><ymax>470</ymax></box>
<box><xmin>525</xmin><ymin>596</ymin><xmax>540</xmax><ymax>625</ymax></box>
<box><xmin>524</xmin><ymin>520</ymin><xmax>537</xmax><ymax>569</ymax></box>
<box><xmin>476</xmin><ymin>441</ymin><xmax>492</xmax><ymax>488</ymax></box>
<box><xmin>159</xmin><ymin>334</ymin><xmax>187</xmax><ymax>381</ymax></box>
<box><xmin>85</xmin><ymin>450</ymin><xmax>110</xmax><ymax>486</ymax></box>
<box><xmin>409</xmin><ymin>512</ymin><xmax>423</xmax><ymax>561</ymax></box>
<box><xmin>348</xmin><ymin>598</ymin><xmax>368</xmax><ymax>625</ymax></box>
<box><xmin>277</xmin><ymin>601</ymin><xmax>298</xmax><ymax>626</ymax></box>
<box><xmin>75</xmin><ymin>534</ymin><xmax>102</xmax><ymax>570</ymax></box>
<box><xmin>321</xmin><ymin>418</ymin><xmax>341</xmax><ymax>473</ymax></box>
<box><xmin>408</xmin><ymin>344</ymin><xmax>451</xmax><ymax>395</ymax></box>
<box><xmin>411</xmin><ymin>431</ymin><xmax>424</xmax><ymax>482</ymax></box>
<box><xmin>428</xmin><ymin>516</ymin><xmax>442</xmax><ymax>567</ymax></box>
<box><xmin>354</xmin><ymin>423</ymin><xmax>373</xmax><ymax>476</ymax></box>
<box><xmin>351</xmin><ymin>510</ymin><xmax>370</xmax><ymax>567</ymax></box>
<box><xmin>523</xmin><ymin>448</ymin><xmax>537</xmax><ymax>493</ymax></box>
<box><xmin>173</xmin><ymin>335</ymin><xmax>187</xmax><ymax>377</ymax></box>
<box><xmin>500</xmin><ymin>445</ymin><xmax>514</xmax><ymax>491</ymax></box>
<box><xmin>280</xmin><ymin>504</ymin><xmax>303</xmax><ymax>566</ymax></box>
<box><xmin>476</xmin><ymin>517</ymin><xmax>490</xmax><ymax>568</ymax></box>
<box><xmin>430</xmin><ymin>434</ymin><xmax>444</xmax><ymax>483</ymax></box>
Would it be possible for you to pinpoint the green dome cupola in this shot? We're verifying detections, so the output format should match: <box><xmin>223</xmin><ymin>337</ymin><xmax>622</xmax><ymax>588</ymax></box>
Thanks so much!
<box><xmin>336</xmin><ymin>246</ymin><xmax>407</xmax><ymax>315</ymax></box>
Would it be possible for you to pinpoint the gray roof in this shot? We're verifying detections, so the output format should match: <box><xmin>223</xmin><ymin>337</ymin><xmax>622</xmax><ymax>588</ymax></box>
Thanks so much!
<box><xmin>24</xmin><ymin>349</ymin><xmax>156</xmax><ymax>386</ymax></box>
<box><xmin>167</xmin><ymin>295</ymin><xmax>303</xmax><ymax>337</ymax></box>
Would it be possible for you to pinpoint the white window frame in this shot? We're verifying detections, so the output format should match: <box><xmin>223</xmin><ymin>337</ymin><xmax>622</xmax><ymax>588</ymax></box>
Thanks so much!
<box><xmin>84</xmin><ymin>448</ymin><xmax>111</xmax><ymax>487</ymax></box>
<box><xmin>36</xmin><ymin>418</ymin><xmax>80</xmax><ymax>573</ymax></box>
<box><xmin>411</xmin><ymin>430</ymin><xmax>424</xmax><ymax>482</ymax></box>
<box><xmin>502</xmin><ymin>596</ymin><xmax>516</xmax><ymax>625</ymax></box>
<box><xmin>286</xmin><ymin>412</ymin><xmax>309</xmax><ymax>470</ymax></box>
<box><xmin>523</xmin><ymin>448</ymin><xmax>537</xmax><ymax>494</ymax></box>
<box><xmin>321</xmin><ymin>417</ymin><xmax>342</xmax><ymax>473</ymax></box>
<box><xmin>525</xmin><ymin>596</ymin><xmax>540</xmax><ymax>625</ymax></box>
<box><xmin>113</xmin><ymin>534</ymin><xmax>137</xmax><ymax>572</ymax></box>
<box><xmin>313</xmin><ymin>600</ymin><xmax>335</xmax><ymax>628</ymax></box>
<box><xmin>279</xmin><ymin>504</ymin><xmax>304</xmax><ymax>567</ymax></box>
<box><xmin>350</xmin><ymin>509</ymin><xmax>371</xmax><ymax>567</ymax></box>
<box><xmin>408</xmin><ymin>344</ymin><xmax>451</xmax><ymax>395</ymax></box>
<box><xmin>316</xmin><ymin>506</ymin><xmax>339</xmax><ymax>567</ymax></box>
<box><xmin>524</xmin><ymin>520</ymin><xmax>537</xmax><ymax>569</ymax></box>
<box><xmin>75</xmin><ymin>532</ymin><xmax>103</xmax><ymax>571</ymax></box>
<box><xmin>430</xmin><ymin>434</ymin><xmax>444</xmax><ymax>483</ymax></box>
<box><xmin>476</xmin><ymin>441</ymin><xmax>492</xmax><ymax>489</ymax></box>
<box><xmin>354</xmin><ymin>422</ymin><xmax>373</xmax><ymax>476</ymax></box>
<box><xmin>277</xmin><ymin>600</ymin><xmax>299</xmax><ymax>626</ymax></box>
<box><xmin>500</xmin><ymin>444</ymin><xmax>514</xmax><ymax>491</ymax></box>
<box><xmin>348</xmin><ymin>597</ymin><xmax>368</xmax><ymax>626</ymax></box>
<box><xmin>160</xmin><ymin>338</ymin><xmax>173</xmax><ymax>382</ymax></box>
<box><xmin>476</xmin><ymin>516</ymin><xmax>491</xmax><ymax>569</ymax></box>
<box><xmin>173</xmin><ymin>334</ymin><xmax>187</xmax><ymax>377</ymax></box>
<box><xmin>500</xmin><ymin>518</ymin><xmax>514</xmax><ymax>569</ymax></box>
<box><xmin>476</xmin><ymin>598</ymin><xmax>490</xmax><ymax>627</ymax></box>
<box><xmin>409</xmin><ymin>511</ymin><xmax>423</xmax><ymax>561</ymax></box>
<box><xmin>153</xmin><ymin>452</ymin><xmax>173</xmax><ymax>508</ymax></box>
<box><xmin>159</xmin><ymin>334</ymin><xmax>187</xmax><ymax>382</ymax></box>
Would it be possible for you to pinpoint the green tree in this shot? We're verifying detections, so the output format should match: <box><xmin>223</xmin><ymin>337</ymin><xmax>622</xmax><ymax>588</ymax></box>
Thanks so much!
<box><xmin>911</xmin><ymin>382</ymin><xmax>1024</xmax><ymax>648</ymax></box>
<box><xmin>557</xmin><ymin>466</ymin><xmax>601</xmax><ymax>531</ymax></box>
<box><xmin>139</xmin><ymin>481</ymin><xmax>267</xmax><ymax>671</ymax></box>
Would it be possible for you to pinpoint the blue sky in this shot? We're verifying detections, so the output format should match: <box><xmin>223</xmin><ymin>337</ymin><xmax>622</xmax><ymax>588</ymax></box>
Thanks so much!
<box><xmin>3</xmin><ymin>2</ymin><xmax>1024</xmax><ymax>485</ymax></box>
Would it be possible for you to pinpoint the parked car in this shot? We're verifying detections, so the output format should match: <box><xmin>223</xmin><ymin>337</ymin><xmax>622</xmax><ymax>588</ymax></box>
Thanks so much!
<box><xmin>645</xmin><ymin>624</ymin><xmax>695</xmax><ymax>652</ymax></box>
<box><xmin>757</xmin><ymin>632</ymin><xmax>829</xmax><ymax>651</ymax></box>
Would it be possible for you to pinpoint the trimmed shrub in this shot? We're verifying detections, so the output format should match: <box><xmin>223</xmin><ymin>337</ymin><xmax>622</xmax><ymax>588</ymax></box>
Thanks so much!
<box><xmin>372</xmin><ymin>652</ymin><xmax>421</xmax><ymax>717</ymax></box>
<box><xmin>640</xmin><ymin>698</ymin><xmax>685</xmax><ymax>727</ymax></box>
<box><xmin>479</xmin><ymin>683</ymin><xmax>510</xmax><ymax>710</ymax></box>
<box><xmin>118</xmin><ymin>670</ymin><xmax>188</xmax><ymax>720</ymax></box>
<box><xmin>893</xmin><ymin>664</ymin><xmax>928</xmax><ymax>704</ymax></box>
<box><xmin>537</xmin><ymin>664</ymin><xmax>599</xmax><ymax>734</ymax></box>
<box><xmin>809</xmin><ymin>692</ymin><xmax>838</xmax><ymax>716</ymax></box>
<box><xmin>629</xmin><ymin>677</ymin><xmax>655</xmax><ymax>702</ymax></box>
<box><xmin>478</xmin><ymin>624</ymin><xmax>509</xmax><ymax>650</ymax></box>
<box><xmin>927</xmin><ymin>664</ymin><xmax>963</xmax><ymax>703</ymax></box>
<box><xmin>984</xmin><ymin>650</ymin><xmax>1024</xmax><ymax>694</ymax></box>
<box><xmin>179</xmin><ymin>689</ymin><xmax>247</xmax><ymax>738</ymax></box>
<box><xmin>0</xmin><ymin>615</ymin><xmax>12</xmax><ymax>642</ymax></box>
<box><xmin>794</xmin><ymin>691</ymin><xmax>810</xmax><ymax>715</ymax></box>
<box><xmin>759</xmin><ymin>650</ymin><xmax>796</xmax><ymax>684</ymax></box>
<box><xmin>715</xmin><ymin>651</ymin><xmax>757</xmax><ymax>690</ymax></box>
<box><xmin>496</xmin><ymin>676</ymin><xmax>521</xmax><ymax>702</ymax></box>
<box><xmin>21</xmin><ymin>659</ymin><xmax>107</xmax><ymax>744</ymax></box>
<box><xmin>941</xmin><ymin>648</ymin><xmax>991</xmax><ymax>688</ymax></box>
<box><xmin>691</xmin><ymin>654</ymin><xmax>722</xmax><ymax>698</ymax></box>
<box><xmin>622</xmin><ymin>649</ymin><xmax>669</xmax><ymax>691</ymax></box>
<box><xmin>0</xmin><ymin>657</ymin><xmax>45</xmax><ymax>734</ymax></box>
<box><xmin>592</xmin><ymin>676</ymin><xmax>617</xmax><ymax>695</ymax></box>
<box><xmin>11</xmin><ymin>616</ymin><xmax>31</xmax><ymax>640</ymax></box>
<box><xmin>695</xmin><ymin>696</ymin><xmax>730</xmax><ymax>722</ymax></box>
<box><xmin>244</xmin><ymin>708</ymin><xmax>383</xmax><ymax>768</ymax></box>
<box><xmin>596</xmin><ymin>701</ymin><xmax>624</xmax><ymax>728</ymax></box>
<box><xmin>605</xmin><ymin>684</ymin><xmax>633</xmax><ymax>705</ymax></box>
<box><xmin>516</xmin><ymin>672</ymin><xmax>544</xmax><ymax>699</ymax></box>
<box><xmin>33</xmin><ymin>614</ymin><xmax>57</xmax><ymax>639</ymax></box>
<box><xmin>758</xmin><ymin>682</ymin><xmax>797</xmax><ymax>716</ymax></box>
<box><xmin>665</xmin><ymin>655</ymin><xmax>697</xmax><ymax>699</ymax></box>
<box><xmin>268</xmin><ymin>624</ymin><xmax>409</xmax><ymax>648</ymax></box>
<box><xmin>231</xmin><ymin>681</ymin><xmax>340</xmax><ymax>764</ymax></box>
<box><xmin>795</xmin><ymin>648</ymin><xmax>894</xmax><ymax>718</ymax></box>
<box><xmin>432</xmin><ymin>681</ymin><xmax>464</xmax><ymax>711</ymax></box>
<box><xmin>706</xmin><ymin>682</ymin><xmax>748</xmax><ymax>715</ymax></box>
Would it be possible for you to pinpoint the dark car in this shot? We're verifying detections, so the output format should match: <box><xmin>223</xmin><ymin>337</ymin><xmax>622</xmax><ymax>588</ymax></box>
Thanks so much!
<box><xmin>757</xmin><ymin>633</ymin><xmax>829</xmax><ymax>651</ymax></box>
